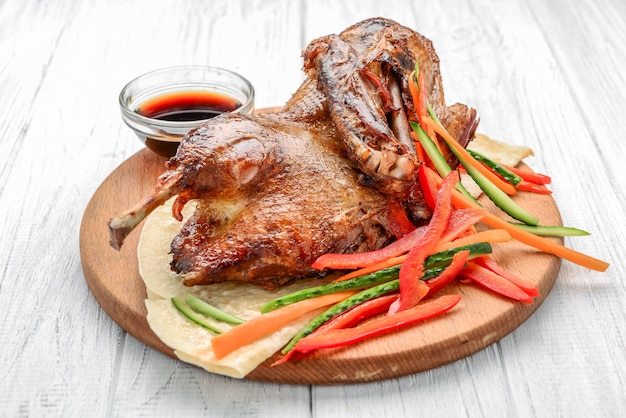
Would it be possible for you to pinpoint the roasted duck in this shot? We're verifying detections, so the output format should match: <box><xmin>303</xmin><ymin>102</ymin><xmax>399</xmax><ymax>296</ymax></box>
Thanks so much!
<box><xmin>108</xmin><ymin>17</ymin><xmax>478</xmax><ymax>289</ymax></box>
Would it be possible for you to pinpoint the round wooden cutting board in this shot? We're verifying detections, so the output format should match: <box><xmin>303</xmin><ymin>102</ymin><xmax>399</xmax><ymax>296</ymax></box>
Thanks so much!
<box><xmin>80</xmin><ymin>148</ymin><xmax>562</xmax><ymax>384</ymax></box>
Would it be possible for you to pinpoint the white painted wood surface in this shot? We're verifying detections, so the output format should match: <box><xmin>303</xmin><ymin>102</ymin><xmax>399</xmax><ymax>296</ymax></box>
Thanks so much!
<box><xmin>1</xmin><ymin>0</ymin><xmax>624</xmax><ymax>416</ymax></box>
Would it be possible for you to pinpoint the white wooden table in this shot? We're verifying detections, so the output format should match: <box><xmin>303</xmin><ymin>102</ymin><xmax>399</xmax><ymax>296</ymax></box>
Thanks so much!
<box><xmin>1</xmin><ymin>0</ymin><xmax>624</xmax><ymax>416</ymax></box>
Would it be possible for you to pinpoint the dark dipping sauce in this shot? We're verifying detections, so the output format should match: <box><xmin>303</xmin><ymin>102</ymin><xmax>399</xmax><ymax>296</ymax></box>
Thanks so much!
<box><xmin>137</xmin><ymin>90</ymin><xmax>242</xmax><ymax>157</ymax></box>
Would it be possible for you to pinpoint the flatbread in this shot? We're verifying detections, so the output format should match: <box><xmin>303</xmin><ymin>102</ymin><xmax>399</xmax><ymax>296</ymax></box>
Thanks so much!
<box><xmin>138</xmin><ymin>198</ymin><xmax>330</xmax><ymax>378</ymax></box>
<box><xmin>468</xmin><ymin>133</ymin><xmax>534</xmax><ymax>167</ymax></box>
<box><xmin>461</xmin><ymin>133</ymin><xmax>535</xmax><ymax>198</ymax></box>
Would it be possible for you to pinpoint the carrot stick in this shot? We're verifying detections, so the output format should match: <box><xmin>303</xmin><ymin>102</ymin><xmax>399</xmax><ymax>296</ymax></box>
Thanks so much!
<box><xmin>332</xmin><ymin>255</ymin><xmax>407</xmax><ymax>282</ymax></box>
<box><xmin>501</xmin><ymin>163</ymin><xmax>552</xmax><ymax>184</ymax></box>
<box><xmin>410</xmin><ymin>131</ymin><xmax>428</xmax><ymax>163</ymax></box>
<box><xmin>482</xmin><ymin>211</ymin><xmax>609</xmax><ymax>271</ymax></box>
<box><xmin>435</xmin><ymin>229</ymin><xmax>511</xmax><ymax>252</ymax></box>
<box><xmin>422</xmin><ymin>117</ymin><xmax>517</xmax><ymax>195</ymax></box>
<box><xmin>210</xmin><ymin>291</ymin><xmax>356</xmax><ymax>359</ymax></box>
<box><xmin>422</xmin><ymin>166</ymin><xmax>609</xmax><ymax>272</ymax></box>
<box><xmin>408</xmin><ymin>70</ymin><xmax>420</xmax><ymax>120</ymax></box>
<box><xmin>416</xmin><ymin>70</ymin><xmax>439</xmax><ymax>149</ymax></box>
<box><xmin>409</xmin><ymin>70</ymin><xmax>441</xmax><ymax>153</ymax></box>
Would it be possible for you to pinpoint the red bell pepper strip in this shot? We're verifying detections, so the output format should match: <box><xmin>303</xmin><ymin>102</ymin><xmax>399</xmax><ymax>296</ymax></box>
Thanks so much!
<box><xmin>330</xmin><ymin>208</ymin><xmax>484</xmax><ymax>283</ymax></box>
<box><xmin>516</xmin><ymin>181</ymin><xmax>552</xmax><ymax>194</ymax></box>
<box><xmin>312</xmin><ymin>225</ymin><xmax>426</xmax><ymax>270</ymax></box>
<box><xmin>425</xmin><ymin>250</ymin><xmax>470</xmax><ymax>297</ymax></box>
<box><xmin>287</xmin><ymin>295</ymin><xmax>462</xmax><ymax>355</ymax></box>
<box><xmin>473</xmin><ymin>257</ymin><xmax>540</xmax><ymax>297</ymax></box>
<box><xmin>501</xmin><ymin>164</ymin><xmax>552</xmax><ymax>185</ymax></box>
<box><xmin>388</xmin><ymin>200</ymin><xmax>416</xmax><ymax>238</ymax></box>
<box><xmin>314</xmin><ymin>294</ymin><xmax>398</xmax><ymax>333</ymax></box>
<box><xmin>390</xmin><ymin>172</ymin><xmax>458</xmax><ymax>313</ymax></box>
<box><xmin>459</xmin><ymin>261</ymin><xmax>534</xmax><ymax>304</ymax></box>
<box><xmin>440</xmin><ymin>208</ymin><xmax>485</xmax><ymax>242</ymax></box>
<box><xmin>418</xmin><ymin>163</ymin><xmax>438</xmax><ymax>210</ymax></box>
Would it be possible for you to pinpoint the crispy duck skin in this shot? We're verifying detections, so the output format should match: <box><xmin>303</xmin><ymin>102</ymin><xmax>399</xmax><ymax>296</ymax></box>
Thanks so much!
<box><xmin>108</xmin><ymin>18</ymin><xmax>478</xmax><ymax>289</ymax></box>
<box><xmin>169</xmin><ymin>113</ymin><xmax>394</xmax><ymax>289</ymax></box>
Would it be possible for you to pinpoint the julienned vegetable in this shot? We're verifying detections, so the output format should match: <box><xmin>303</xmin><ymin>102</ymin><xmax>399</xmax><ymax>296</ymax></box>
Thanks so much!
<box><xmin>508</xmin><ymin>223</ymin><xmax>589</xmax><ymax>237</ymax></box>
<box><xmin>411</xmin><ymin>122</ymin><xmax>451</xmax><ymax>177</ymax></box>
<box><xmin>281</xmin><ymin>249</ymin><xmax>471</xmax><ymax>356</ymax></box>
<box><xmin>277</xmin><ymin>295</ymin><xmax>462</xmax><ymax>363</ymax></box>
<box><xmin>171</xmin><ymin>297</ymin><xmax>223</xmax><ymax>334</ymax></box>
<box><xmin>261</xmin><ymin>242</ymin><xmax>492</xmax><ymax>313</ymax></box>
<box><xmin>473</xmin><ymin>257</ymin><xmax>540</xmax><ymax>297</ymax></box>
<box><xmin>185</xmin><ymin>294</ymin><xmax>245</xmax><ymax>325</ymax></box>
<box><xmin>502</xmin><ymin>163</ymin><xmax>552</xmax><ymax>184</ymax></box>
<box><xmin>467</xmin><ymin>149</ymin><xmax>523</xmax><ymax>186</ymax></box>
<box><xmin>459</xmin><ymin>262</ymin><xmax>534</xmax><ymax>305</ymax></box>
<box><xmin>175</xmin><ymin>59</ymin><xmax>608</xmax><ymax>366</ymax></box>
<box><xmin>420</xmin><ymin>165</ymin><xmax>609</xmax><ymax>272</ymax></box>
<box><xmin>282</xmin><ymin>280</ymin><xmax>402</xmax><ymax>354</ymax></box>
<box><xmin>422</xmin><ymin>117</ymin><xmax>540</xmax><ymax>226</ymax></box>
<box><xmin>391</xmin><ymin>171</ymin><xmax>457</xmax><ymax>313</ymax></box>
<box><xmin>211</xmin><ymin>291</ymin><xmax>356</xmax><ymax>359</ymax></box>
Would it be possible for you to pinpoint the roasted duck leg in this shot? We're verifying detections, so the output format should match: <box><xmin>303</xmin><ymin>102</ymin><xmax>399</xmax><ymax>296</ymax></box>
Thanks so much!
<box><xmin>108</xmin><ymin>18</ymin><xmax>478</xmax><ymax>289</ymax></box>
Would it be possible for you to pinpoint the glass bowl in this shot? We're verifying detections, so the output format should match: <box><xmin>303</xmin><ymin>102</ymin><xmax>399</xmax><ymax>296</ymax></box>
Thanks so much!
<box><xmin>119</xmin><ymin>65</ymin><xmax>255</xmax><ymax>157</ymax></box>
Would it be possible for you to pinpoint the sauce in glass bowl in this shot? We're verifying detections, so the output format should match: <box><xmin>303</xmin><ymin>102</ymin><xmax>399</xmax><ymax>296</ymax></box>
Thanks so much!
<box><xmin>119</xmin><ymin>66</ymin><xmax>254</xmax><ymax>158</ymax></box>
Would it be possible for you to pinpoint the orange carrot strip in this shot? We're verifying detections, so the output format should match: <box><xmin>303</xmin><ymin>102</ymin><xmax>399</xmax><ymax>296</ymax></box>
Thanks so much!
<box><xmin>210</xmin><ymin>291</ymin><xmax>356</xmax><ymax>359</ymax></box>
<box><xmin>417</xmin><ymin>71</ymin><xmax>440</xmax><ymax>147</ymax></box>
<box><xmin>422</xmin><ymin>117</ymin><xmax>517</xmax><ymax>196</ymax></box>
<box><xmin>332</xmin><ymin>255</ymin><xmax>407</xmax><ymax>282</ymax></box>
<box><xmin>422</xmin><ymin>166</ymin><xmax>609</xmax><ymax>272</ymax></box>
<box><xmin>410</xmin><ymin>131</ymin><xmax>428</xmax><ymax>164</ymax></box>
<box><xmin>436</xmin><ymin>229</ymin><xmax>511</xmax><ymax>252</ymax></box>
<box><xmin>409</xmin><ymin>70</ymin><xmax>442</xmax><ymax>153</ymax></box>
<box><xmin>407</xmin><ymin>70</ymin><xmax>420</xmax><ymax>120</ymax></box>
<box><xmin>481</xmin><ymin>211</ymin><xmax>608</xmax><ymax>272</ymax></box>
